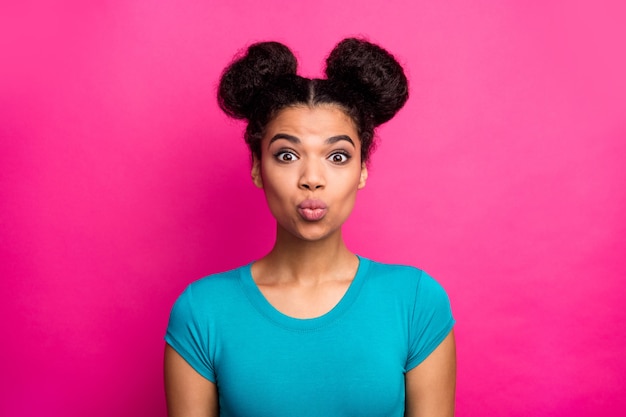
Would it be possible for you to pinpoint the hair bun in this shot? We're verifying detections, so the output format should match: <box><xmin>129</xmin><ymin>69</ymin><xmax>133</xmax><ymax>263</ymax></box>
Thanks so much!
<box><xmin>325</xmin><ymin>38</ymin><xmax>409</xmax><ymax>126</ymax></box>
<box><xmin>218</xmin><ymin>42</ymin><xmax>298</xmax><ymax>120</ymax></box>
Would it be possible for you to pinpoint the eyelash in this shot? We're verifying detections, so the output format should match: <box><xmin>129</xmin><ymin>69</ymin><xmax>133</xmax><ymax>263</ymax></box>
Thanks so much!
<box><xmin>272</xmin><ymin>150</ymin><xmax>352</xmax><ymax>164</ymax></box>
<box><xmin>328</xmin><ymin>151</ymin><xmax>351</xmax><ymax>164</ymax></box>
<box><xmin>274</xmin><ymin>150</ymin><xmax>298</xmax><ymax>163</ymax></box>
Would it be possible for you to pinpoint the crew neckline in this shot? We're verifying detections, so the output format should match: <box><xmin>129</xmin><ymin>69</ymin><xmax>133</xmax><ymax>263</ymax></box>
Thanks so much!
<box><xmin>239</xmin><ymin>255</ymin><xmax>370</xmax><ymax>331</ymax></box>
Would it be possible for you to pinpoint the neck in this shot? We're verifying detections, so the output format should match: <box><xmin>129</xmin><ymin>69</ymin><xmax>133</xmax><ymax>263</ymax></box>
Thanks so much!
<box><xmin>255</xmin><ymin>225</ymin><xmax>357</xmax><ymax>284</ymax></box>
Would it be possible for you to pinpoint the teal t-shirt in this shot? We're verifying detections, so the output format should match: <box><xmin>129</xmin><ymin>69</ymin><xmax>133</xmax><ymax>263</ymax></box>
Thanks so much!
<box><xmin>165</xmin><ymin>256</ymin><xmax>455</xmax><ymax>417</ymax></box>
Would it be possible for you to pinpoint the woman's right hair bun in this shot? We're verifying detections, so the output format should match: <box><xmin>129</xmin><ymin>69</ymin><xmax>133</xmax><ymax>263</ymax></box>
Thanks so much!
<box><xmin>325</xmin><ymin>38</ymin><xmax>409</xmax><ymax>126</ymax></box>
<box><xmin>218</xmin><ymin>41</ymin><xmax>298</xmax><ymax>120</ymax></box>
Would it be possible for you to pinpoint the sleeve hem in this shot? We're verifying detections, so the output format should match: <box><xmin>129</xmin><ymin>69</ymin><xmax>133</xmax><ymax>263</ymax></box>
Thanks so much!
<box><xmin>404</xmin><ymin>318</ymin><xmax>455</xmax><ymax>373</ymax></box>
<box><xmin>165</xmin><ymin>335</ymin><xmax>217</xmax><ymax>383</ymax></box>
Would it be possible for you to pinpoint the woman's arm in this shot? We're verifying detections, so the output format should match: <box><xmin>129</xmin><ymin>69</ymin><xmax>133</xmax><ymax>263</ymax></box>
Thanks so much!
<box><xmin>404</xmin><ymin>331</ymin><xmax>456</xmax><ymax>417</ymax></box>
<box><xmin>164</xmin><ymin>344</ymin><xmax>219</xmax><ymax>417</ymax></box>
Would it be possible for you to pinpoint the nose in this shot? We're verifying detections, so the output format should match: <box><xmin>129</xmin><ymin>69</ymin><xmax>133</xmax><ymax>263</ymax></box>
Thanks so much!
<box><xmin>299</xmin><ymin>160</ymin><xmax>325</xmax><ymax>190</ymax></box>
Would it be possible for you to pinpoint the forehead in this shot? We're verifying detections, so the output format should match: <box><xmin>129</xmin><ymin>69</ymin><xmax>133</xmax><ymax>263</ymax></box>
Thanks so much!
<box><xmin>265</xmin><ymin>105</ymin><xmax>358</xmax><ymax>140</ymax></box>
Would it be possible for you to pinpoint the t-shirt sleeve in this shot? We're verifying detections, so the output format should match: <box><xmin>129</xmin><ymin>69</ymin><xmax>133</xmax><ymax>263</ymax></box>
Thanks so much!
<box><xmin>165</xmin><ymin>284</ymin><xmax>216</xmax><ymax>382</ymax></box>
<box><xmin>405</xmin><ymin>270</ymin><xmax>455</xmax><ymax>371</ymax></box>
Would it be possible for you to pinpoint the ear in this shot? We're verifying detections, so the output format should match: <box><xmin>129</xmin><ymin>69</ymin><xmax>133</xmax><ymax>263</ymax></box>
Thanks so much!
<box><xmin>358</xmin><ymin>163</ymin><xmax>368</xmax><ymax>189</ymax></box>
<box><xmin>251</xmin><ymin>155</ymin><xmax>263</xmax><ymax>188</ymax></box>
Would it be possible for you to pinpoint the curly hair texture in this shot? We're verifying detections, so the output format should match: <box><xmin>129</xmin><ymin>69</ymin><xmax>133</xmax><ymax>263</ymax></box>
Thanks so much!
<box><xmin>218</xmin><ymin>38</ymin><xmax>409</xmax><ymax>162</ymax></box>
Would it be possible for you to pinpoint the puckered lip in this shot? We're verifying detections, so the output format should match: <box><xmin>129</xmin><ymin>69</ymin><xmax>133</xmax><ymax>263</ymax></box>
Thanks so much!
<box><xmin>297</xmin><ymin>199</ymin><xmax>328</xmax><ymax>210</ymax></box>
<box><xmin>297</xmin><ymin>199</ymin><xmax>328</xmax><ymax>221</ymax></box>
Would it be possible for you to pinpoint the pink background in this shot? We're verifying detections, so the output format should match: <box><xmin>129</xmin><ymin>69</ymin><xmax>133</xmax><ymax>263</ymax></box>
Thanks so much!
<box><xmin>1</xmin><ymin>1</ymin><xmax>625</xmax><ymax>416</ymax></box>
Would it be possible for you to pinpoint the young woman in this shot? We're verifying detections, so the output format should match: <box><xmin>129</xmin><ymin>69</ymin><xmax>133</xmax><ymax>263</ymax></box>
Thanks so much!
<box><xmin>165</xmin><ymin>38</ymin><xmax>456</xmax><ymax>417</ymax></box>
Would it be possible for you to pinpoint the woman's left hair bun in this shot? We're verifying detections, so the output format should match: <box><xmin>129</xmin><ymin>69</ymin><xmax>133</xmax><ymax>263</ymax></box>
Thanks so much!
<box><xmin>218</xmin><ymin>42</ymin><xmax>298</xmax><ymax>120</ymax></box>
<box><xmin>325</xmin><ymin>38</ymin><xmax>409</xmax><ymax>127</ymax></box>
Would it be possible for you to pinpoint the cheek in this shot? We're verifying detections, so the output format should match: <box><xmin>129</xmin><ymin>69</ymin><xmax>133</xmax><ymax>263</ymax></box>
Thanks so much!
<box><xmin>334</xmin><ymin>176</ymin><xmax>362</xmax><ymax>209</ymax></box>
<box><xmin>260</xmin><ymin>169</ymin><xmax>291</xmax><ymax>212</ymax></box>
<box><xmin>261</xmin><ymin>166</ymin><xmax>287</xmax><ymax>194</ymax></box>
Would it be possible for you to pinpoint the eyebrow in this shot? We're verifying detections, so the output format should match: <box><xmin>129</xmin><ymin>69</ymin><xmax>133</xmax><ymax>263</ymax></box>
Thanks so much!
<box><xmin>268</xmin><ymin>134</ymin><xmax>355</xmax><ymax>148</ymax></box>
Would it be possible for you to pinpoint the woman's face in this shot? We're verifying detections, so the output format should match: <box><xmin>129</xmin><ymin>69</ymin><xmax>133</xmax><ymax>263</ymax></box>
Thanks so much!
<box><xmin>252</xmin><ymin>105</ymin><xmax>368</xmax><ymax>243</ymax></box>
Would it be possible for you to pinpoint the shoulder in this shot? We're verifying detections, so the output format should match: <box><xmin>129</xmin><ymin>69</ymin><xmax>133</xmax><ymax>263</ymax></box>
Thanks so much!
<box><xmin>361</xmin><ymin>257</ymin><xmax>451</xmax><ymax>303</ymax></box>
<box><xmin>187</xmin><ymin>264</ymin><xmax>246</xmax><ymax>293</ymax></box>
<box><xmin>172</xmin><ymin>263</ymin><xmax>250</xmax><ymax>314</ymax></box>
<box><xmin>366</xmin><ymin>257</ymin><xmax>421</xmax><ymax>278</ymax></box>
<box><xmin>363</xmin><ymin>257</ymin><xmax>433</xmax><ymax>286</ymax></box>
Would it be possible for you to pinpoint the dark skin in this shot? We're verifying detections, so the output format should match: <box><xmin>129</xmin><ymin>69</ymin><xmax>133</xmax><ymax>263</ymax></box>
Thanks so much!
<box><xmin>164</xmin><ymin>105</ymin><xmax>456</xmax><ymax>417</ymax></box>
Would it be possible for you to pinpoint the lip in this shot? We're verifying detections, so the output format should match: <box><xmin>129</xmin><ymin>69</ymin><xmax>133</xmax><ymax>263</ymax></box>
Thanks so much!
<box><xmin>297</xmin><ymin>199</ymin><xmax>328</xmax><ymax>221</ymax></box>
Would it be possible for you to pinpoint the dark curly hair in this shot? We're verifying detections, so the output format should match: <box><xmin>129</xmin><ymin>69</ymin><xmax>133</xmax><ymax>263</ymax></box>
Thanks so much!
<box><xmin>218</xmin><ymin>38</ymin><xmax>409</xmax><ymax>162</ymax></box>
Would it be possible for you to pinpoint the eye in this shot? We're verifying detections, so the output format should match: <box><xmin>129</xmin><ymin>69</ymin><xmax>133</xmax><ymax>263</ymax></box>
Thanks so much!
<box><xmin>328</xmin><ymin>152</ymin><xmax>350</xmax><ymax>164</ymax></box>
<box><xmin>274</xmin><ymin>150</ymin><xmax>298</xmax><ymax>163</ymax></box>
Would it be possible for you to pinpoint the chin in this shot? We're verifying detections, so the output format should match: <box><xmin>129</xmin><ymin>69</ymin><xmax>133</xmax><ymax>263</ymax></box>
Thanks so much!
<box><xmin>304</xmin><ymin>227</ymin><xmax>346</xmax><ymax>243</ymax></box>
<box><xmin>281</xmin><ymin>223</ymin><xmax>341</xmax><ymax>243</ymax></box>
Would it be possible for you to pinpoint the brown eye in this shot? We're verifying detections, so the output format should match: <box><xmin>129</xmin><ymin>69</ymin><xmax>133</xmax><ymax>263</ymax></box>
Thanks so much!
<box><xmin>329</xmin><ymin>152</ymin><xmax>349</xmax><ymax>164</ymax></box>
<box><xmin>275</xmin><ymin>151</ymin><xmax>298</xmax><ymax>162</ymax></box>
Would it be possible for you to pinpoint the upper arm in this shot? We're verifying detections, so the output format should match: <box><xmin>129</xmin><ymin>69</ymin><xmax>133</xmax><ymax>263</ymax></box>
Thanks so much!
<box><xmin>164</xmin><ymin>344</ymin><xmax>219</xmax><ymax>417</ymax></box>
<box><xmin>404</xmin><ymin>330</ymin><xmax>456</xmax><ymax>417</ymax></box>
